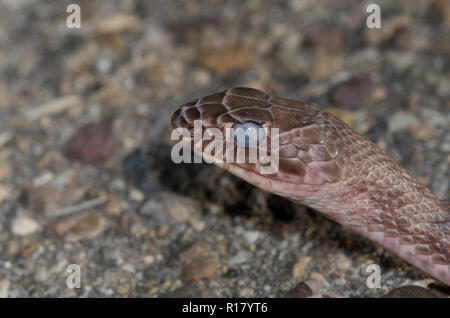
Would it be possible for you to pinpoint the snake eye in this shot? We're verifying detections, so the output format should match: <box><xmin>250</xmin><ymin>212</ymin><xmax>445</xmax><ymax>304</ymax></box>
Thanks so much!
<box><xmin>232</xmin><ymin>122</ymin><xmax>265</xmax><ymax>148</ymax></box>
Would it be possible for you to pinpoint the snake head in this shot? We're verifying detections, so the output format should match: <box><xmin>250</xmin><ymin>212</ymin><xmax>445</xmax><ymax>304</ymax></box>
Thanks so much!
<box><xmin>170</xmin><ymin>87</ymin><xmax>346</xmax><ymax>195</ymax></box>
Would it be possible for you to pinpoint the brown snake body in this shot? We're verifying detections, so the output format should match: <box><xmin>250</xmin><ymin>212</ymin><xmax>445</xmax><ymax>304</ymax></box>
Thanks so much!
<box><xmin>171</xmin><ymin>87</ymin><xmax>450</xmax><ymax>285</ymax></box>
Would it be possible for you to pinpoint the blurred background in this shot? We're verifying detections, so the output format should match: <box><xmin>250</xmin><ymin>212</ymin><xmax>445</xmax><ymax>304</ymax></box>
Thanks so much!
<box><xmin>0</xmin><ymin>0</ymin><xmax>448</xmax><ymax>297</ymax></box>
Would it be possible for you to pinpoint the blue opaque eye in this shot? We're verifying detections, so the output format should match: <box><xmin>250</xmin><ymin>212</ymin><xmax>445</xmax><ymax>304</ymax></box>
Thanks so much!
<box><xmin>232</xmin><ymin>122</ymin><xmax>265</xmax><ymax>148</ymax></box>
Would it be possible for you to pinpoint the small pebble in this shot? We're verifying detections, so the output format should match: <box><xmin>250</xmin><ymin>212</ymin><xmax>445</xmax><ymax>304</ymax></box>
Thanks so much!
<box><xmin>243</xmin><ymin>230</ymin><xmax>261</xmax><ymax>245</ymax></box>
<box><xmin>64</xmin><ymin>119</ymin><xmax>116</xmax><ymax>164</ymax></box>
<box><xmin>288</xmin><ymin>282</ymin><xmax>313</xmax><ymax>298</ymax></box>
<box><xmin>292</xmin><ymin>256</ymin><xmax>312</xmax><ymax>279</ymax></box>
<box><xmin>0</xmin><ymin>279</ymin><xmax>10</xmax><ymax>298</ymax></box>
<box><xmin>120</xmin><ymin>212</ymin><xmax>147</xmax><ymax>237</ymax></box>
<box><xmin>144</xmin><ymin>255</ymin><xmax>155</xmax><ymax>264</ymax></box>
<box><xmin>3</xmin><ymin>239</ymin><xmax>21</xmax><ymax>255</ymax></box>
<box><xmin>407</xmin><ymin>121</ymin><xmax>432</xmax><ymax>141</ymax></box>
<box><xmin>170</xmin><ymin>240</ymin><xmax>211</xmax><ymax>267</ymax></box>
<box><xmin>0</xmin><ymin>164</ymin><xmax>11</xmax><ymax>180</ymax></box>
<box><xmin>129</xmin><ymin>188</ymin><xmax>145</xmax><ymax>202</ymax></box>
<box><xmin>116</xmin><ymin>283</ymin><xmax>130</xmax><ymax>295</ymax></box>
<box><xmin>228</xmin><ymin>251</ymin><xmax>250</xmax><ymax>266</ymax></box>
<box><xmin>196</xmin><ymin>45</ymin><xmax>254</xmax><ymax>75</ymax></box>
<box><xmin>46</xmin><ymin>213</ymin><xmax>105</xmax><ymax>239</ymax></box>
<box><xmin>0</xmin><ymin>184</ymin><xmax>12</xmax><ymax>204</ymax></box>
<box><xmin>11</xmin><ymin>216</ymin><xmax>40</xmax><ymax>236</ymax></box>
<box><xmin>302</xmin><ymin>27</ymin><xmax>345</xmax><ymax>54</ymax></box>
<box><xmin>19</xmin><ymin>242</ymin><xmax>41</xmax><ymax>258</ymax></box>
<box><xmin>183</xmin><ymin>256</ymin><xmax>220</xmax><ymax>282</ymax></box>
<box><xmin>383</xmin><ymin>286</ymin><xmax>440</xmax><ymax>298</ymax></box>
<box><xmin>336</xmin><ymin>254</ymin><xmax>352</xmax><ymax>272</ymax></box>
<box><xmin>69</xmin><ymin>215</ymin><xmax>105</xmax><ymax>237</ymax></box>
<box><xmin>388</xmin><ymin>111</ymin><xmax>419</xmax><ymax>133</ymax></box>
<box><xmin>106</xmin><ymin>196</ymin><xmax>122</xmax><ymax>215</ymax></box>
<box><xmin>239</xmin><ymin>288</ymin><xmax>255</xmax><ymax>297</ymax></box>
<box><xmin>329</xmin><ymin>77</ymin><xmax>373</xmax><ymax>109</ymax></box>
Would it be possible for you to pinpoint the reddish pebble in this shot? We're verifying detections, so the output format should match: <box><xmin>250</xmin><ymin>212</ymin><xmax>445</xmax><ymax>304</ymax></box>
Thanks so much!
<box><xmin>329</xmin><ymin>77</ymin><xmax>373</xmax><ymax>109</ymax></box>
<box><xmin>64</xmin><ymin>119</ymin><xmax>116</xmax><ymax>163</ymax></box>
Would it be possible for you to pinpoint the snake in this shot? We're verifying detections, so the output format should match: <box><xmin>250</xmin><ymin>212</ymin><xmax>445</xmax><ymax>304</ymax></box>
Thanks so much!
<box><xmin>171</xmin><ymin>87</ymin><xmax>450</xmax><ymax>285</ymax></box>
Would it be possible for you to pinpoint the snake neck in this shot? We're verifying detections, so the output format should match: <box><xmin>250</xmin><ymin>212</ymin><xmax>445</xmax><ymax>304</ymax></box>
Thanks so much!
<box><xmin>301</xmin><ymin>164</ymin><xmax>450</xmax><ymax>285</ymax></box>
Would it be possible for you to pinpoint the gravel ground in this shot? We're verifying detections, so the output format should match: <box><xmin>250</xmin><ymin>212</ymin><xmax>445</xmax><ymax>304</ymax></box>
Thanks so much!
<box><xmin>0</xmin><ymin>0</ymin><xmax>449</xmax><ymax>297</ymax></box>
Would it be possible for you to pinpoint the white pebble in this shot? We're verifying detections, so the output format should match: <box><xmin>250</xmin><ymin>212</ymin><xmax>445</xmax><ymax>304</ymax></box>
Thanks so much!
<box><xmin>129</xmin><ymin>189</ymin><xmax>145</xmax><ymax>202</ymax></box>
<box><xmin>144</xmin><ymin>255</ymin><xmax>155</xmax><ymax>264</ymax></box>
<box><xmin>228</xmin><ymin>251</ymin><xmax>251</xmax><ymax>266</ymax></box>
<box><xmin>387</xmin><ymin>111</ymin><xmax>419</xmax><ymax>133</ymax></box>
<box><xmin>11</xmin><ymin>216</ymin><xmax>40</xmax><ymax>236</ymax></box>
<box><xmin>243</xmin><ymin>231</ymin><xmax>261</xmax><ymax>244</ymax></box>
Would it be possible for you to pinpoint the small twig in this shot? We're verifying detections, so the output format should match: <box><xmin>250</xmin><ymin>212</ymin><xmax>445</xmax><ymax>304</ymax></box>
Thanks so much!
<box><xmin>48</xmin><ymin>196</ymin><xmax>108</xmax><ymax>218</ymax></box>
<box><xmin>25</xmin><ymin>95</ymin><xmax>82</xmax><ymax>121</ymax></box>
